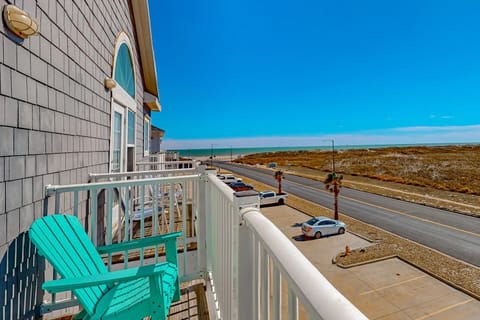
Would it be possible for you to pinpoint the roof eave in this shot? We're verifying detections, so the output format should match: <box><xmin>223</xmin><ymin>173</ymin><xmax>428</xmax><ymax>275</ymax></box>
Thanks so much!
<box><xmin>129</xmin><ymin>0</ymin><xmax>161</xmax><ymax>112</ymax></box>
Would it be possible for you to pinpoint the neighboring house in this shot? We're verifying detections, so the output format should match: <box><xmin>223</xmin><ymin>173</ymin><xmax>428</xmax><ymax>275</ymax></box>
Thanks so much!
<box><xmin>0</xmin><ymin>1</ymin><xmax>161</xmax><ymax>318</ymax></box>
<box><xmin>151</xmin><ymin>124</ymin><xmax>165</xmax><ymax>154</ymax></box>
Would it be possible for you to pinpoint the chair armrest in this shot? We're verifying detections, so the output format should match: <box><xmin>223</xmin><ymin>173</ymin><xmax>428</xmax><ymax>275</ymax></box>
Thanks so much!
<box><xmin>43</xmin><ymin>262</ymin><xmax>175</xmax><ymax>293</ymax></box>
<box><xmin>96</xmin><ymin>232</ymin><xmax>182</xmax><ymax>255</ymax></box>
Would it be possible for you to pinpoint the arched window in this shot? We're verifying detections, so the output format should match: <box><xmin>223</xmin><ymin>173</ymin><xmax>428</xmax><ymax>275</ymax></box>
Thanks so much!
<box><xmin>114</xmin><ymin>43</ymin><xmax>135</xmax><ymax>97</ymax></box>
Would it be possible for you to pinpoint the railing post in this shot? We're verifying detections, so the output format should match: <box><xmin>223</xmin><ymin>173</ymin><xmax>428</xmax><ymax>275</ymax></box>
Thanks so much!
<box><xmin>197</xmin><ymin>165</ymin><xmax>208</xmax><ymax>275</ymax></box>
<box><xmin>235</xmin><ymin>191</ymin><xmax>260</xmax><ymax>320</ymax></box>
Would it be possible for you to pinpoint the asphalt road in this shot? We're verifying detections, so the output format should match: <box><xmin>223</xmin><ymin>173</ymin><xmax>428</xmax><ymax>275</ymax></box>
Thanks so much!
<box><xmin>213</xmin><ymin>161</ymin><xmax>480</xmax><ymax>267</ymax></box>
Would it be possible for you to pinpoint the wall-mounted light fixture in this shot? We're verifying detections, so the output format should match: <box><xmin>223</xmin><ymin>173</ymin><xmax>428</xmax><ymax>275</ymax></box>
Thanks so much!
<box><xmin>3</xmin><ymin>5</ymin><xmax>39</xmax><ymax>39</ymax></box>
<box><xmin>104</xmin><ymin>78</ymin><xmax>117</xmax><ymax>90</ymax></box>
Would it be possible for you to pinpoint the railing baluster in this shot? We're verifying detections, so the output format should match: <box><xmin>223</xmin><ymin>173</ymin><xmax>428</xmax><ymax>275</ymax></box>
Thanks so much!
<box><xmin>124</xmin><ymin>188</ymin><xmax>130</xmax><ymax>240</ymax></box>
<box><xmin>261</xmin><ymin>248</ymin><xmax>269</xmax><ymax>320</ymax></box>
<box><xmin>54</xmin><ymin>192</ymin><xmax>60</xmax><ymax>214</ymax></box>
<box><xmin>273</xmin><ymin>264</ymin><xmax>281</xmax><ymax>320</ymax></box>
<box><xmin>169</xmin><ymin>182</ymin><xmax>175</xmax><ymax>233</ymax></box>
<box><xmin>181</xmin><ymin>182</ymin><xmax>187</xmax><ymax>277</ymax></box>
<box><xmin>107</xmin><ymin>188</ymin><xmax>113</xmax><ymax>270</ymax></box>
<box><xmin>124</xmin><ymin>186</ymin><xmax>130</xmax><ymax>269</ymax></box>
<box><xmin>117</xmin><ymin>187</ymin><xmax>122</xmax><ymax>244</ymax></box>
<box><xmin>73</xmin><ymin>191</ymin><xmax>78</xmax><ymax>217</ymax></box>
<box><xmin>140</xmin><ymin>185</ymin><xmax>145</xmax><ymax>265</ymax></box>
<box><xmin>253</xmin><ymin>239</ymin><xmax>260</xmax><ymax>319</ymax></box>
<box><xmin>153</xmin><ymin>183</ymin><xmax>159</xmax><ymax>263</ymax></box>
<box><xmin>288</xmin><ymin>287</ymin><xmax>298</xmax><ymax>320</ymax></box>
<box><xmin>91</xmin><ymin>189</ymin><xmax>97</xmax><ymax>246</ymax></box>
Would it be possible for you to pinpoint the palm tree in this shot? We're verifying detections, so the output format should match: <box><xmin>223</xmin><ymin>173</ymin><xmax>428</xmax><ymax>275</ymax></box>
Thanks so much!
<box><xmin>274</xmin><ymin>170</ymin><xmax>284</xmax><ymax>194</ymax></box>
<box><xmin>324</xmin><ymin>172</ymin><xmax>343</xmax><ymax>220</ymax></box>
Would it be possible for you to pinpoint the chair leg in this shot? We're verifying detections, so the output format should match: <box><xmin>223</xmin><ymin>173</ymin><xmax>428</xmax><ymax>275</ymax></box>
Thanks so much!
<box><xmin>173</xmin><ymin>276</ymin><xmax>181</xmax><ymax>301</ymax></box>
<box><xmin>150</xmin><ymin>308</ymin><xmax>166</xmax><ymax>320</ymax></box>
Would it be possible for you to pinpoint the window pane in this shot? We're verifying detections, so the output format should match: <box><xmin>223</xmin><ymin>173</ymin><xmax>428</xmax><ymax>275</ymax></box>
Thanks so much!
<box><xmin>144</xmin><ymin>120</ymin><xmax>149</xmax><ymax>152</ymax></box>
<box><xmin>128</xmin><ymin>110</ymin><xmax>135</xmax><ymax>145</ymax></box>
<box><xmin>114</xmin><ymin>43</ymin><xmax>135</xmax><ymax>97</ymax></box>
<box><xmin>111</xmin><ymin>112</ymin><xmax>122</xmax><ymax>172</ymax></box>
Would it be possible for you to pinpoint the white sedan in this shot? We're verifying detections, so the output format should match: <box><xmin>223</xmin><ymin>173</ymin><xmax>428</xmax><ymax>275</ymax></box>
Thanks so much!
<box><xmin>301</xmin><ymin>216</ymin><xmax>346</xmax><ymax>239</ymax></box>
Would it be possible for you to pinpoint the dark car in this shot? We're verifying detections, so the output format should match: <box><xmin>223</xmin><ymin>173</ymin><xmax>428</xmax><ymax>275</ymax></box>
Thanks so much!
<box><xmin>229</xmin><ymin>182</ymin><xmax>254</xmax><ymax>192</ymax></box>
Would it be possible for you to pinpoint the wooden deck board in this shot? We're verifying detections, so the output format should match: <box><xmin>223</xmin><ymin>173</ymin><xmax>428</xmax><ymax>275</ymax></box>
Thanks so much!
<box><xmin>168</xmin><ymin>281</ymin><xmax>210</xmax><ymax>320</ymax></box>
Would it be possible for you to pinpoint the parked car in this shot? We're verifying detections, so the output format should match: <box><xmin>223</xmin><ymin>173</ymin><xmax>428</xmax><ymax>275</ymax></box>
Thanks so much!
<box><xmin>301</xmin><ymin>216</ymin><xmax>346</xmax><ymax>239</ymax></box>
<box><xmin>217</xmin><ymin>174</ymin><xmax>242</xmax><ymax>184</ymax></box>
<box><xmin>259</xmin><ymin>190</ymin><xmax>288</xmax><ymax>206</ymax></box>
<box><xmin>229</xmin><ymin>182</ymin><xmax>254</xmax><ymax>192</ymax></box>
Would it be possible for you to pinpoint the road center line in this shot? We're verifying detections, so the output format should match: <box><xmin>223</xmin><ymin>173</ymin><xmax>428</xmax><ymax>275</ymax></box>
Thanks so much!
<box><xmin>237</xmin><ymin>167</ymin><xmax>480</xmax><ymax>238</ymax></box>
<box><xmin>343</xmin><ymin>195</ymin><xmax>480</xmax><ymax>238</ymax></box>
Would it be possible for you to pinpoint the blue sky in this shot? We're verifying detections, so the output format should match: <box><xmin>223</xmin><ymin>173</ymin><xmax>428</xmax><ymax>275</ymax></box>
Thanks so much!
<box><xmin>148</xmin><ymin>0</ymin><xmax>480</xmax><ymax>149</ymax></box>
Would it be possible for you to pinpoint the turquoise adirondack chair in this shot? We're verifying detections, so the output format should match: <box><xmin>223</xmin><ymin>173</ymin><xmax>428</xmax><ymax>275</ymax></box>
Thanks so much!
<box><xmin>29</xmin><ymin>214</ymin><xmax>181</xmax><ymax>320</ymax></box>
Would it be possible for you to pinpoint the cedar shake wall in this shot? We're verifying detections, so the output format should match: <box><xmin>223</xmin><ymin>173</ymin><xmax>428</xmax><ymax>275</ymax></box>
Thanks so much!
<box><xmin>0</xmin><ymin>1</ymin><xmax>150</xmax><ymax>318</ymax></box>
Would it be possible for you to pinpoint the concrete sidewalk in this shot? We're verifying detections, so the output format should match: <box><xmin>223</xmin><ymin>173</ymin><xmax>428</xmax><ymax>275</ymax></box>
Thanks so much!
<box><xmin>261</xmin><ymin>205</ymin><xmax>480</xmax><ymax>320</ymax></box>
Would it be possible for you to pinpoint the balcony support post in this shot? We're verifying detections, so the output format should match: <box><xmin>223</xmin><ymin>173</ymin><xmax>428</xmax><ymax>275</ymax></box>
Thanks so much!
<box><xmin>236</xmin><ymin>193</ymin><xmax>260</xmax><ymax>319</ymax></box>
<box><xmin>197</xmin><ymin>166</ymin><xmax>208</xmax><ymax>275</ymax></box>
<box><xmin>237</xmin><ymin>222</ymin><xmax>256</xmax><ymax>319</ymax></box>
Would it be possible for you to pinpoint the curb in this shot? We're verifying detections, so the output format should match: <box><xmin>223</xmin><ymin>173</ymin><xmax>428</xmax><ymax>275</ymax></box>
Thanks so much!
<box><xmin>334</xmin><ymin>254</ymin><xmax>398</xmax><ymax>269</ymax></box>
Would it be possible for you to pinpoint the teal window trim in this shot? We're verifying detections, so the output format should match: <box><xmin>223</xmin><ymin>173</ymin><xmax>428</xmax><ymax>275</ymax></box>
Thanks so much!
<box><xmin>114</xmin><ymin>43</ymin><xmax>135</xmax><ymax>97</ymax></box>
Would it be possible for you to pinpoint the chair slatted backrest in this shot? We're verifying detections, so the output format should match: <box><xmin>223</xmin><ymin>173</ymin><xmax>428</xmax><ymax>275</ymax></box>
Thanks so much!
<box><xmin>30</xmin><ymin>215</ymin><xmax>109</xmax><ymax>315</ymax></box>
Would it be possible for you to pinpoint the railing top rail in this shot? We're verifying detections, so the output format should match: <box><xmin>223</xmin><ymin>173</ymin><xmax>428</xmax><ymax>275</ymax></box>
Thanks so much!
<box><xmin>241</xmin><ymin>207</ymin><xmax>368</xmax><ymax>320</ymax></box>
<box><xmin>88</xmin><ymin>168</ymin><xmax>197</xmax><ymax>180</ymax></box>
<box><xmin>136</xmin><ymin>160</ymin><xmax>197</xmax><ymax>165</ymax></box>
<box><xmin>207</xmin><ymin>172</ymin><xmax>236</xmax><ymax>203</ymax></box>
<box><xmin>46</xmin><ymin>174</ymin><xmax>201</xmax><ymax>196</ymax></box>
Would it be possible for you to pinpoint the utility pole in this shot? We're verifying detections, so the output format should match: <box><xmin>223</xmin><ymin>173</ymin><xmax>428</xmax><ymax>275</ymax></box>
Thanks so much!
<box><xmin>210</xmin><ymin>144</ymin><xmax>213</xmax><ymax>167</ymax></box>
<box><xmin>323</xmin><ymin>139</ymin><xmax>340</xmax><ymax>220</ymax></box>
<box><xmin>322</xmin><ymin>139</ymin><xmax>335</xmax><ymax>173</ymax></box>
<box><xmin>331</xmin><ymin>139</ymin><xmax>335</xmax><ymax>173</ymax></box>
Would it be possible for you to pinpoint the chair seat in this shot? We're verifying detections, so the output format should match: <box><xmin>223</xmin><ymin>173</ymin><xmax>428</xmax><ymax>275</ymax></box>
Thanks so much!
<box><xmin>96</xmin><ymin>263</ymin><xmax>178</xmax><ymax>319</ymax></box>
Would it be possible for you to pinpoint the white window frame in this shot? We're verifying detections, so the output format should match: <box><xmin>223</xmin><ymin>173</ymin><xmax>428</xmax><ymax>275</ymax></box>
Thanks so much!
<box><xmin>144</xmin><ymin>115</ymin><xmax>150</xmax><ymax>156</ymax></box>
<box><xmin>109</xmin><ymin>32</ymin><xmax>137</xmax><ymax>173</ymax></box>
<box><xmin>127</xmin><ymin>109</ymin><xmax>136</xmax><ymax>147</ymax></box>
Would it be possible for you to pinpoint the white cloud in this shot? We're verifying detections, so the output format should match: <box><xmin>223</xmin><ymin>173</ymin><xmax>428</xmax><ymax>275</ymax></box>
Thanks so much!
<box><xmin>392</xmin><ymin>124</ymin><xmax>480</xmax><ymax>132</ymax></box>
<box><xmin>161</xmin><ymin>124</ymin><xmax>480</xmax><ymax>150</ymax></box>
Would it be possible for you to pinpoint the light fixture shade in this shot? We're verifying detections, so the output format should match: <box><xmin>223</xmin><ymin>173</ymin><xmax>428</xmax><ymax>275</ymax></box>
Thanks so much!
<box><xmin>3</xmin><ymin>5</ymin><xmax>39</xmax><ymax>39</ymax></box>
<box><xmin>104</xmin><ymin>78</ymin><xmax>117</xmax><ymax>90</ymax></box>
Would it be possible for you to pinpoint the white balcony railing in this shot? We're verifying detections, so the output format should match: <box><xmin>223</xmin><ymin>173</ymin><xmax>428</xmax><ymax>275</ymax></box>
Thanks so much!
<box><xmin>41</xmin><ymin>164</ymin><xmax>367</xmax><ymax>319</ymax></box>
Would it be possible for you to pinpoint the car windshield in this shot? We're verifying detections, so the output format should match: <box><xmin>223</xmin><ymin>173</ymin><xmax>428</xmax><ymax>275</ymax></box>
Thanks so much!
<box><xmin>306</xmin><ymin>218</ymin><xmax>318</xmax><ymax>225</ymax></box>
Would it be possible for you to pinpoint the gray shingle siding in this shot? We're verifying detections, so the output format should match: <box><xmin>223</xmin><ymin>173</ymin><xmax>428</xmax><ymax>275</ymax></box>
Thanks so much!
<box><xmin>0</xmin><ymin>1</ymin><xmax>154</xmax><ymax>317</ymax></box>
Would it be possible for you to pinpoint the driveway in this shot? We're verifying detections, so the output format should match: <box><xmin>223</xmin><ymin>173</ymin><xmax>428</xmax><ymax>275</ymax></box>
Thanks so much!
<box><xmin>261</xmin><ymin>205</ymin><xmax>480</xmax><ymax>320</ymax></box>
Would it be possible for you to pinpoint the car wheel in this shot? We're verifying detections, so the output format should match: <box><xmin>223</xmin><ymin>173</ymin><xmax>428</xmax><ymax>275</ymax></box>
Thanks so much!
<box><xmin>278</xmin><ymin>198</ymin><xmax>284</xmax><ymax>205</ymax></box>
<box><xmin>338</xmin><ymin>227</ymin><xmax>345</xmax><ymax>234</ymax></box>
<box><xmin>314</xmin><ymin>231</ymin><xmax>322</xmax><ymax>239</ymax></box>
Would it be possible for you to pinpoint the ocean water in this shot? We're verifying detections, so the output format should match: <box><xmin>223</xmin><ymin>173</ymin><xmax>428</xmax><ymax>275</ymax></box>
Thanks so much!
<box><xmin>170</xmin><ymin>142</ymin><xmax>476</xmax><ymax>158</ymax></box>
